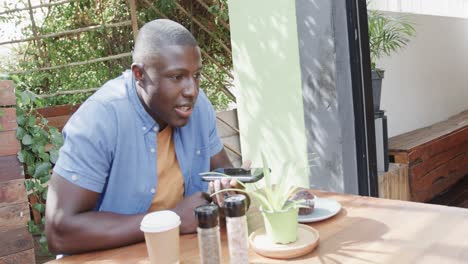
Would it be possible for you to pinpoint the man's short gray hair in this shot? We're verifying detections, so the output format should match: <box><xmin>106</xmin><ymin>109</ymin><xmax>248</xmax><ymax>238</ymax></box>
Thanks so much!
<box><xmin>132</xmin><ymin>19</ymin><xmax>198</xmax><ymax>63</ymax></box>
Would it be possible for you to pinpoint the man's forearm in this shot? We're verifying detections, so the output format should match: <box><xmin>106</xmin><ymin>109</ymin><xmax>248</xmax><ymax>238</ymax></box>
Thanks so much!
<box><xmin>47</xmin><ymin>211</ymin><xmax>145</xmax><ymax>254</ymax></box>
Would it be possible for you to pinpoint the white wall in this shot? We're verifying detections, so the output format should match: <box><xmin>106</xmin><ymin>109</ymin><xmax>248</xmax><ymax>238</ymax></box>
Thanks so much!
<box><xmin>370</xmin><ymin>0</ymin><xmax>468</xmax><ymax>19</ymax></box>
<box><xmin>375</xmin><ymin>12</ymin><xmax>468</xmax><ymax>137</ymax></box>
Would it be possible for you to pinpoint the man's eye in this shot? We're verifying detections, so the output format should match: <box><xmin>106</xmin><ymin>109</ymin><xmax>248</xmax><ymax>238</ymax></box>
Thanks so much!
<box><xmin>194</xmin><ymin>73</ymin><xmax>201</xmax><ymax>80</ymax></box>
<box><xmin>171</xmin><ymin>75</ymin><xmax>183</xmax><ymax>81</ymax></box>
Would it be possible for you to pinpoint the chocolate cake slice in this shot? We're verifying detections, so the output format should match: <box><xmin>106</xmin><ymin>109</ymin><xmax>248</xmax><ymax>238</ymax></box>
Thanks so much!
<box><xmin>291</xmin><ymin>188</ymin><xmax>315</xmax><ymax>215</ymax></box>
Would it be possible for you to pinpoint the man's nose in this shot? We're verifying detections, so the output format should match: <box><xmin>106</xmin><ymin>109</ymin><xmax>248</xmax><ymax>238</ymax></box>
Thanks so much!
<box><xmin>182</xmin><ymin>78</ymin><xmax>198</xmax><ymax>97</ymax></box>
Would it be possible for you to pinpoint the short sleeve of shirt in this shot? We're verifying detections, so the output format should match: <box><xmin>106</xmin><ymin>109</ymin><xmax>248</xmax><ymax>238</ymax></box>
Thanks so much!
<box><xmin>205</xmin><ymin>95</ymin><xmax>223</xmax><ymax>157</ymax></box>
<box><xmin>53</xmin><ymin>100</ymin><xmax>116</xmax><ymax>193</ymax></box>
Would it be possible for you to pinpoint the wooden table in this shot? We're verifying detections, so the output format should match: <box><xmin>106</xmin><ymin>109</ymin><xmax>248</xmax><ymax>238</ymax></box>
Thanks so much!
<box><xmin>46</xmin><ymin>191</ymin><xmax>468</xmax><ymax>264</ymax></box>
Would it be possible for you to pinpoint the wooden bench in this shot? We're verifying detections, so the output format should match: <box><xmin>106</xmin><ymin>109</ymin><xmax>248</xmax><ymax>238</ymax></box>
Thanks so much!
<box><xmin>0</xmin><ymin>80</ymin><xmax>35</xmax><ymax>263</ymax></box>
<box><xmin>389</xmin><ymin>110</ymin><xmax>468</xmax><ymax>202</ymax></box>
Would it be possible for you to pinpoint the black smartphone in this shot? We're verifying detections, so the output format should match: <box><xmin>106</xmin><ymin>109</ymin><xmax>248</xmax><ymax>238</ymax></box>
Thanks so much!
<box><xmin>200</xmin><ymin>168</ymin><xmax>265</xmax><ymax>183</ymax></box>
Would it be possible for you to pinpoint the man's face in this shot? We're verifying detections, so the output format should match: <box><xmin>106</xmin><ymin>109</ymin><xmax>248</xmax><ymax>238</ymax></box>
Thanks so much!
<box><xmin>136</xmin><ymin>45</ymin><xmax>202</xmax><ymax>128</ymax></box>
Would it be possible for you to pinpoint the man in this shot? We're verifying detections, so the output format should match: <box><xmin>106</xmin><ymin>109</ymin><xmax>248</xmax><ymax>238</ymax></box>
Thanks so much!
<box><xmin>45</xmin><ymin>19</ymin><xmax>239</xmax><ymax>254</ymax></box>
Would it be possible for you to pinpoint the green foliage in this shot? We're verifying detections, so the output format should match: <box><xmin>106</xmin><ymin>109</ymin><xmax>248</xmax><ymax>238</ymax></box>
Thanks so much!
<box><xmin>205</xmin><ymin>154</ymin><xmax>307</xmax><ymax>213</ymax></box>
<box><xmin>12</xmin><ymin>77</ymin><xmax>63</xmax><ymax>255</ymax></box>
<box><xmin>367</xmin><ymin>6</ymin><xmax>416</xmax><ymax>70</ymax></box>
<box><xmin>0</xmin><ymin>109</ymin><xmax>3</xmax><ymax>130</ymax></box>
<box><xmin>1</xmin><ymin>0</ymin><xmax>234</xmax><ymax>109</ymax></box>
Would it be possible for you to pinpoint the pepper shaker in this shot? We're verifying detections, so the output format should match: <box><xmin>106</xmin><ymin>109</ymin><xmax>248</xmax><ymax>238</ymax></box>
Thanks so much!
<box><xmin>195</xmin><ymin>204</ymin><xmax>222</xmax><ymax>264</ymax></box>
<box><xmin>224</xmin><ymin>194</ymin><xmax>249</xmax><ymax>264</ymax></box>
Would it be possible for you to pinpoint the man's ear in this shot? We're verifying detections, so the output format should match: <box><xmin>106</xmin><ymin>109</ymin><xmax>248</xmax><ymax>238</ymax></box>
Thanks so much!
<box><xmin>131</xmin><ymin>63</ymin><xmax>144</xmax><ymax>85</ymax></box>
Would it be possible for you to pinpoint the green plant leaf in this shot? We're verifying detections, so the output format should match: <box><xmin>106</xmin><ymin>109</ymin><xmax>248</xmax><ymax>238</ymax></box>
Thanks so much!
<box><xmin>27</xmin><ymin>164</ymin><xmax>36</xmax><ymax>176</ymax></box>
<box><xmin>16</xmin><ymin>126</ymin><xmax>26</xmax><ymax>140</ymax></box>
<box><xmin>22</xmin><ymin>150</ymin><xmax>34</xmax><ymax>165</ymax></box>
<box><xmin>28</xmin><ymin>115</ymin><xmax>36</xmax><ymax>126</ymax></box>
<box><xmin>39</xmin><ymin>152</ymin><xmax>50</xmax><ymax>162</ymax></box>
<box><xmin>33</xmin><ymin>162</ymin><xmax>51</xmax><ymax>178</ymax></box>
<box><xmin>22</xmin><ymin>134</ymin><xmax>33</xmax><ymax>145</ymax></box>
<box><xmin>40</xmin><ymin>174</ymin><xmax>50</xmax><ymax>184</ymax></box>
<box><xmin>33</xmin><ymin>203</ymin><xmax>46</xmax><ymax>213</ymax></box>
<box><xmin>34</xmin><ymin>181</ymin><xmax>45</xmax><ymax>193</ymax></box>
<box><xmin>17</xmin><ymin>151</ymin><xmax>24</xmax><ymax>163</ymax></box>
<box><xmin>39</xmin><ymin>234</ymin><xmax>47</xmax><ymax>244</ymax></box>
<box><xmin>20</xmin><ymin>91</ymin><xmax>31</xmax><ymax>105</ymax></box>
<box><xmin>24</xmin><ymin>180</ymin><xmax>34</xmax><ymax>191</ymax></box>
<box><xmin>50</xmin><ymin>148</ymin><xmax>59</xmax><ymax>164</ymax></box>
<box><xmin>42</xmin><ymin>188</ymin><xmax>48</xmax><ymax>200</ymax></box>
<box><xmin>50</xmin><ymin>128</ymin><xmax>63</xmax><ymax>147</ymax></box>
<box><xmin>27</xmin><ymin>220</ymin><xmax>40</xmax><ymax>234</ymax></box>
<box><xmin>17</xmin><ymin>114</ymin><xmax>26</xmax><ymax>126</ymax></box>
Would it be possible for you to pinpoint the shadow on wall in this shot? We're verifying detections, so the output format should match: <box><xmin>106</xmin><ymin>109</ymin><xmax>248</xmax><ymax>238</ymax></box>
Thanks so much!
<box><xmin>230</xmin><ymin>1</ymin><xmax>309</xmax><ymax>187</ymax></box>
<box><xmin>230</xmin><ymin>0</ymin><xmax>346</xmax><ymax>190</ymax></box>
<box><xmin>296</xmin><ymin>0</ymin><xmax>344</xmax><ymax>192</ymax></box>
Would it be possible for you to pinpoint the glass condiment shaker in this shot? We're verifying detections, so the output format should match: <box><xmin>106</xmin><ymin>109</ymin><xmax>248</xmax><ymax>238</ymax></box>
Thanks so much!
<box><xmin>195</xmin><ymin>204</ymin><xmax>222</xmax><ymax>264</ymax></box>
<box><xmin>224</xmin><ymin>194</ymin><xmax>249</xmax><ymax>264</ymax></box>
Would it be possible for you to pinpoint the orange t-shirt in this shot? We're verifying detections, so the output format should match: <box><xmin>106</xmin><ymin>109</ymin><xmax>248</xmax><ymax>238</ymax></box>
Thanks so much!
<box><xmin>148</xmin><ymin>126</ymin><xmax>184</xmax><ymax>212</ymax></box>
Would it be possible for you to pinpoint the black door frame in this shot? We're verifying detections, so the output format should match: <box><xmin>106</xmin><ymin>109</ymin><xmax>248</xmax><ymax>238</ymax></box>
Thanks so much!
<box><xmin>345</xmin><ymin>0</ymin><xmax>378</xmax><ymax>197</ymax></box>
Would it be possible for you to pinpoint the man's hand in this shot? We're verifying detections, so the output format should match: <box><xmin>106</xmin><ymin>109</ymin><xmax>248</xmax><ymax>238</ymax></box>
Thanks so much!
<box><xmin>172</xmin><ymin>192</ymin><xmax>211</xmax><ymax>234</ymax></box>
<box><xmin>207</xmin><ymin>160</ymin><xmax>252</xmax><ymax>206</ymax></box>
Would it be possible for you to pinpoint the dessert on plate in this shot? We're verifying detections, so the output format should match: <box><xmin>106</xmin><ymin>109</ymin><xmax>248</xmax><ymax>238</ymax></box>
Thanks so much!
<box><xmin>290</xmin><ymin>188</ymin><xmax>315</xmax><ymax>215</ymax></box>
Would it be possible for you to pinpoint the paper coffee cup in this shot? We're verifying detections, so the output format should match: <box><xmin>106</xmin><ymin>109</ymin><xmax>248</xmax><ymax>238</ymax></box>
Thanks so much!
<box><xmin>140</xmin><ymin>211</ymin><xmax>181</xmax><ymax>264</ymax></box>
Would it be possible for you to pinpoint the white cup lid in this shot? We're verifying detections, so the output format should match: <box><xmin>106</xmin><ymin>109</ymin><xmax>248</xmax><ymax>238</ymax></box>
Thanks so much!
<box><xmin>140</xmin><ymin>210</ymin><xmax>181</xmax><ymax>233</ymax></box>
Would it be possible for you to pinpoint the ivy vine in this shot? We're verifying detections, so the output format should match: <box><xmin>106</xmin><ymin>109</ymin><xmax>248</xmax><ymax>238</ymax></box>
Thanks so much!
<box><xmin>13</xmin><ymin>77</ymin><xmax>63</xmax><ymax>254</ymax></box>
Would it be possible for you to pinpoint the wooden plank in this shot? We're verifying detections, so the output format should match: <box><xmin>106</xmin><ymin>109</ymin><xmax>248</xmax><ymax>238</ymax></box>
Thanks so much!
<box><xmin>43</xmin><ymin>115</ymin><xmax>72</xmax><ymax>131</ymax></box>
<box><xmin>0</xmin><ymin>130</ymin><xmax>21</xmax><ymax>157</ymax></box>
<box><xmin>0</xmin><ymin>227</ymin><xmax>34</xmax><ymax>257</ymax></box>
<box><xmin>411</xmin><ymin>153</ymin><xmax>468</xmax><ymax>202</ymax></box>
<box><xmin>410</xmin><ymin>140</ymin><xmax>468</xmax><ymax>180</ymax></box>
<box><xmin>0</xmin><ymin>155</ymin><xmax>23</xmax><ymax>182</ymax></box>
<box><xmin>0</xmin><ymin>179</ymin><xmax>28</xmax><ymax>207</ymax></box>
<box><xmin>389</xmin><ymin>110</ymin><xmax>468</xmax><ymax>151</ymax></box>
<box><xmin>378</xmin><ymin>163</ymin><xmax>410</xmax><ymax>201</ymax></box>
<box><xmin>429</xmin><ymin>175</ymin><xmax>468</xmax><ymax>208</ymax></box>
<box><xmin>216</xmin><ymin>109</ymin><xmax>239</xmax><ymax>138</ymax></box>
<box><xmin>0</xmin><ymin>248</ymin><xmax>35</xmax><ymax>264</ymax></box>
<box><xmin>0</xmin><ymin>108</ymin><xmax>17</xmax><ymax>131</ymax></box>
<box><xmin>408</xmin><ymin>127</ymin><xmax>468</xmax><ymax>163</ymax></box>
<box><xmin>0</xmin><ymin>202</ymin><xmax>29</xmax><ymax>232</ymax></box>
<box><xmin>0</xmin><ymin>131</ymin><xmax>20</xmax><ymax>157</ymax></box>
<box><xmin>389</xmin><ymin>151</ymin><xmax>409</xmax><ymax>164</ymax></box>
<box><xmin>36</xmin><ymin>104</ymin><xmax>80</xmax><ymax>118</ymax></box>
<box><xmin>0</xmin><ymin>81</ymin><xmax>15</xmax><ymax>107</ymax></box>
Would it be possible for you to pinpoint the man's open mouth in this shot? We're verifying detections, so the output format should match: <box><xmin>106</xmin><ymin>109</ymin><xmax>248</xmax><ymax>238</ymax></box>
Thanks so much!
<box><xmin>174</xmin><ymin>105</ymin><xmax>193</xmax><ymax>118</ymax></box>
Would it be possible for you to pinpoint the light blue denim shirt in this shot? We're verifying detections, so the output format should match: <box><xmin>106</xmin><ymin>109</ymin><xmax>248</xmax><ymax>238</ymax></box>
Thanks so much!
<box><xmin>53</xmin><ymin>70</ymin><xmax>223</xmax><ymax>214</ymax></box>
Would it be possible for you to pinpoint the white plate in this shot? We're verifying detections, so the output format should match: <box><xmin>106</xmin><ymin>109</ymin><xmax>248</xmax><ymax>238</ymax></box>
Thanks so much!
<box><xmin>298</xmin><ymin>197</ymin><xmax>341</xmax><ymax>223</ymax></box>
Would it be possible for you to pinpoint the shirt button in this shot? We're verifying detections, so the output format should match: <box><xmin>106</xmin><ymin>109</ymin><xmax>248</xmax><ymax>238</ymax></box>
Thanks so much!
<box><xmin>142</xmin><ymin>126</ymin><xmax>147</xmax><ymax>131</ymax></box>
<box><xmin>196</xmin><ymin>150</ymin><xmax>201</xmax><ymax>155</ymax></box>
<box><xmin>150</xmin><ymin>188</ymin><xmax>156</xmax><ymax>194</ymax></box>
<box><xmin>153</xmin><ymin>127</ymin><xmax>158</xmax><ymax>132</ymax></box>
<box><xmin>150</xmin><ymin>148</ymin><xmax>155</xmax><ymax>153</ymax></box>
<box><xmin>71</xmin><ymin>175</ymin><xmax>78</xmax><ymax>181</ymax></box>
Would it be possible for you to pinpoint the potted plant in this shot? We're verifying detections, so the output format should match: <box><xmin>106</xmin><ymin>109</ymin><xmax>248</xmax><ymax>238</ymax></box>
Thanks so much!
<box><xmin>207</xmin><ymin>154</ymin><xmax>307</xmax><ymax>244</ymax></box>
<box><xmin>367</xmin><ymin>4</ymin><xmax>416</xmax><ymax>111</ymax></box>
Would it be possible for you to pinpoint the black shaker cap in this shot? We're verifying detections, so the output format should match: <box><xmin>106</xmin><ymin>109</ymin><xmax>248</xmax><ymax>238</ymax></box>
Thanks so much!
<box><xmin>195</xmin><ymin>204</ymin><xmax>219</xmax><ymax>228</ymax></box>
<box><xmin>224</xmin><ymin>194</ymin><xmax>247</xmax><ymax>217</ymax></box>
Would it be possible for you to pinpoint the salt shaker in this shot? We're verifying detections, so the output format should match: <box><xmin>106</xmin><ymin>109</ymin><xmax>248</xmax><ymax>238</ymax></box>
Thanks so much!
<box><xmin>224</xmin><ymin>194</ymin><xmax>249</xmax><ymax>264</ymax></box>
<box><xmin>195</xmin><ymin>204</ymin><xmax>222</xmax><ymax>264</ymax></box>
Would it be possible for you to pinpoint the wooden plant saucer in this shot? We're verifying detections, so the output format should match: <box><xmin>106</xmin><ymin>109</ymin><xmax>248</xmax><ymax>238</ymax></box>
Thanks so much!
<box><xmin>249</xmin><ymin>224</ymin><xmax>319</xmax><ymax>259</ymax></box>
